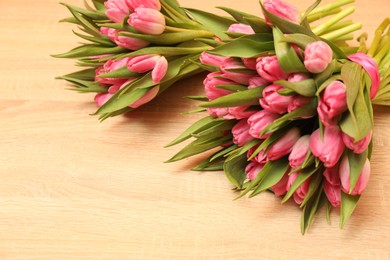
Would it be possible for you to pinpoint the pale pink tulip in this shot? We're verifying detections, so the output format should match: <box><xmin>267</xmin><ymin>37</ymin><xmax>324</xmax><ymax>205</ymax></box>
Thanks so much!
<box><xmin>100</xmin><ymin>27</ymin><xmax>149</xmax><ymax>50</ymax></box>
<box><xmin>263</xmin><ymin>0</ymin><xmax>300</xmax><ymax>24</ymax></box>
<box><xmin>259</xmin><ymin>84</ymin><xmax>294</xmax><ymax>114</ymax></box>
<box><xmin>95</xmin><ymin>58</ymin><xmax>131</xmax><ymax>85</ymax></box>
<box><xmin>220</xmin><ymin>58</ymin><xmax>256</xmax><ymax>85</ymax></box>
<box><xmin>248</xmin><ymin>76</ymin><xmax>269</xmax><ymax>89</ymax></box>
<box><xmin>304</xmin><ymin>41</ymin><xmax>333</xmax><ymax>73</ymax></box>
<box><xmin>310</xmin><ymin>126</ymin><xmax>345</xmax><ymax>167</ymax></box>
<box><xmin>129</xmin><ymin>85</ymin><xmax>160</xmax><ymax>108</ymax></box>
<box><xmin>94</xmin><ymin>92</ymin><xmax>113</xmax><ymax>107</ymax></box>
<box><xmin>349</xmin><ymin>53</ymin><xmax>380</xmax><ymax>99</ymax></box>
<box><xmin>323</xmin><ymin>180</ymin><xmax>341</xmax><ymax>207</ymax></box>
<box><xmin>342</xmin><ymin>131</ymin><xmax>372</xmax><ymax>154</ymax></box>
<box><xmin>317</xmin><ymin>81</ymin><xmax>347</xmax><ymax>126</ymax></box>
<box><xmin>256</xmin><ymin>56</ymin><xmax>289</xmax><ymax>82</ymax></box>
<box><xmin>339</xmin><ymin>156</ymin><xmax>370</xmax><ymax>195</ymax></box>
<box><xmin>228</xmin><ymin>23</ymin><xmax>255</xmax><ymax>34</ymax></box>
<box><xmin>267</xmin><ymin>127</ymin><xmax>300</xmax><ymax>161</ymax></box>
<box><xmin>232</xmin><ymin>119</ymin><xmax>254</xmax><ymax>147</ymax></box>
<box><xmin>203</xmin><ymin>72</ymin><xmax>234</xmax><ymax>100</ymax></box>
<box><xmin>288</xmin><ymin>72</ymin><xmax>310</xmax><ymax>82</ymax></box>
<box><xmin>127</xmin><ymin>55</ymin><xmax>168</xmax><ymax>83</ymax></box>
<box><xmin>105</xmin><ymin>0</ymin><xmax>130</xmax><ymax>23</ymax></box>
<box><xmin>245</xmin><ymin>161</ymin><xmax>264</xmax><ymax>181</ymax></box>
<box><xmin>207</xmin><ymin>106</ymin><xmax>255</xmax><ymax>120</ymax></box>
<box><xmin>126</xmin><ymin>0</ymin><xmax>161</xmax><ymax>12</ymax></box>
<box><xmin>288</xmin><ymin>135</ymin><xmax>310</xmax><ymax>169</ymax></box>
<box><xmin>200</xmin><ymin>52</ymin><xmax>227</xmax><ymax>67</ymax></box>
<box><xmin>128</xmin><ymin>7</ymin><xmax>165</xmax><ymax>35</ymax></box>
<box><xmin>272</xmin><ymin>173</ymin><xmax>289</xmax><ymax>197</ymax></box>
<box><xmin>247</xmin><ymin>110</ymin><xmax>280</xmax><ymax>139</ymax></box>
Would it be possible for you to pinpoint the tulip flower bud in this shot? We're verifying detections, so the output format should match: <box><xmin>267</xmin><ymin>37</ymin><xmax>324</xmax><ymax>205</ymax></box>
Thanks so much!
<box><xmin>309</xmin><ymin>126</ymin><xmax>345</xmax><ymax>168</ymax></box>
<box><xmin>339</xmin><ymin>156</ymin><xmax>370</xmax><ymax>195</ymax></box>
<box><xmin>203</xmin><ymin>72</ymin><xmax>234</xmax><ymax>100</ymax></box>
<box><xmin>247</xmin><ymin>110</ymin><xmax>280</xmax><ymax>139</ymax></box>
<box><xmin>242</xmin><ymin>58</ymin><xmax>257</xmax><ymax>70</ymax></box>
<box><xmin>200</xmin><ymin>52</ymin><xmax>227</xmax><ymax>67</ymax></box>
<box><xmin>129</xmin><ymin>85</ymin><xmax>160</xmax><ymax>108</ymax></box>
<box><xmin>304</xmin><ymin>41</ymin><xmax>333</xmax><ymax>73</ymax></box>
<box><xmin>105</xmin><ymin>0</ymin><xmax>130</xmax><ymax>23</ymax></box>
<box><xmin>287</xmin><ymin>172</ymin><xmax>310</xmax><ymax>205</ymax></box>
<box><xmin>232</xmin><ymin>119</ymin><xmax>254</xmax><ymax>147</ymax></box>
<box><xmin>127</xmin><ymin>54</ymin><xmax>168</xmax><ymax>83</ymax></box>
<box><xmin>100</xmin><ymin>27</ymin><xmax>149</xmax><ymax>50</ymax></box>
<box><xmin>263</xmin><ymin>0</ymin><xmax>300</xmax><ymax>24</ymax></box>
<box><xmin>288</xmin><ymin>73</ymin><xmax>310</xmax><ymax>82</ymax></box>
<box><xmin>95</xmin><ymin>58</ymin><xmax>131</xmax><ymax>85</ymax></box>
<box><xmin>128</xmin><ymin>8</ymin><xmax>166</xmax><ymax>35</ymax></box>
<box><xmin>248</xmin><ymin>76</ymin><xmax>269</xmax><ymax>89</ymax></box>
<box><xmin>323</xmin><ymin>165</ymin><xmax>340</xmax><ymax>186</ymax></box>
<box><xmin>256</xmin><ymin>56</ymin><xmax>289</xmax><ymax>82</ymax></box>
<box><xmin>288</xmin><ymin>135</ymin><xmax>310</xmax><ymax>169</ymax></box>
<box><xmin>342</xmin><ymin>131</ymin><xmax>372</xmax><ymax>154</ymax></box>
<box><xmin>227</xmin><ymin>23</ymin><xmax>255</xmax><ymax>35</ymax></box>
<box><xmin>267</xmin><ymin>127</ymin><xmax>300</xmax><ymax>161</ymax></box>
<box><xmin>207</xmin><ymin>106</ymin><xmax>255</xmax><ymax>120</ymax></box>
<box><xmin>220</xmin><ymin>58</ymin><xmax>256</xmax><ymax>85</ymax></box>
<box><xmin>323</xmin><ymin>181</ymin><xmax>341</xmax><ymax>207</ymax></box>
<box><xmin>126</xmin><ymin>0</ymin><xmax>161</xmax><ymax>12</ymax></box>
<box><xmin>287</xmin><ymin>96</ymin><xmax>311</xmax><ymax>113</ymax></box>
<box><xmin>94</xmin><ymin>92</ymin><xmax>113</xmax><ymax>107</ymax></box>
<box><xmin>259</xmin><ymin>84</ymin><xmax>294</xmax><ymax>114</ymax></box>
<box><xmin>272</xmin><ymin>173</ymin><xmax>289</xmax><ymax>197</ymax></box>
<box><xmin>245</xmin><ymin>161</ymin><xmax>264</xmax><ymax>181</ymax></box>
<box><xmin>317</xmin><ymin>81</ymin><xmax>347</xmax><ymax>126</ymax></box>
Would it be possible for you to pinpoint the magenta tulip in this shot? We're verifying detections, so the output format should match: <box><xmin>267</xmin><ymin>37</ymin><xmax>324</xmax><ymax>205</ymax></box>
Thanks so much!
<box><xmin>323</xmin><ymin>165</ymin><xmax>340</xmax><ymax>186</ymax></box>
<box><xmin>287</xmin><ymin>172</ymin><xmax>310</xmax><ymax>205</ymax></box>
<box><xmin>242</xmin><ymin>58</ymin><xmax>257</xmax><ymax>70</ymax></box>
<box><xmin>128</xmin><ymin>7</ymin><xmax>165</xmax><ymax>35</ymax></box>
<box><xmin>232</xmin><ymin>119</ymin><xmax>254</xmax><ymax>147</ymax></box>
<box><xmin>317</xmin><ymin>81</ymin><xmax>347</xmax><ymax>126</ymax></box>
<box><xmin>267</xmin><ymin>127</ymin><xmax>300</xmax><ymax>161</ymax></box>
<box><xmin>245</xmin><ymin>161</ymin><xmax>264</xmax><ymax>181</ymax></box>
<box><xmin>288</xmin><ymin>135</ymin><xmax>310</xmax><ymax>169</ymax></box>
<box><xmin>263</xmin><ymin>0</ymin><xmax>300</xmax><ymax>24</ymax></box>
<box><xmin>287</xmin><ymin>95</ymin><xmax>311</xmax><ymax>113</ymax></box>
<box><xmin>342</xmin><ymin>131</ymin><xmax>372</xmax><ymax>154</ymax></box>
<box><xmin>207</xmin><ymin>106</ymin><xmax>255</xmax><ymax>120</ymax></box>
<box><xmin>95</xmin><ymin>57</ymin><xmax>131</xmax><ymax>85</ymax></box>
<box><xmin>272</xmin><ymin>173</ymin><xmax>289</xmax><ymax>197</ymax></box>
<box><xmin>94</xmin><ymin>92</ymin><xmax>113</xmax><ymax>107</ymax></box>
<box><xmin>101</xmin><ymin>27</ymin><xmax>149</xmax><ymax>50</ymax></box>
<box><xmin>259</xmin><ymin>84</ymin><xmax>294</xmax><ymax>114</ymax></box>
<box><xmin>288</xmin><ymin>73</ymin><xmax>309</xmax><ymax>82</ymax></box>
<box><xmin>339</xmin><ymin>156</ymin><xmax>370</xmax><ymax>195</ymax></box>
<box><xmin>304</xmin><ymin>41</ymin><xmax>333</xmax><ymax>73</ymax></box>
<box><xmin>256</xmin><ymin>56</ymin><xmax>289</xmax><ymax>82</ymax></box>
<box><xmin>247</xmin><ymin>110</ymin><xmax>280</xmax><ymax>139</ymax></box>
<box><xmin>323</xmin><ymin>180</ymin><xmax>341</xmax><ymax>207</ymax></box>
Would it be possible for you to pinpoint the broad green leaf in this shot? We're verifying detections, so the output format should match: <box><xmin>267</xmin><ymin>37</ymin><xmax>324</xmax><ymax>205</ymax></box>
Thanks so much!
<box><xmin>282</xmin><ymin>33</ymin><xmax>316</xmax><ymax>49</ymax></box>
<box><xmin>216</xmin><ymin>6</ymin><xmax>259</xmax><ymax>24</ymax></box>
<box><xmin>300</xmin><ymin>169</ymin><xmax>323</xmax><ymax>208</ymax></box>
<box><xmin>273</xmin><ymin>27</ymin><xmax>307</xmax><ymax>73</ymax></box>
<box><xmin>301</xmin><ymin>189</ymin><xmax>326</xmax><ymax>234</ymax></box>
<box><xmin>224</xmin><ymin>153</ymin><xmax>249</xmax><ymax>188</ymax></box>
<box><xmin>210</xmin><ymin>144</ymin><xmax>238</xmax><ymax>162</ymax></box>
<box><xmin>52</xmin><ymin>45</ymin><xmax>125</xmax><ymax>59</ymax></box>
<box><xmin>98</xmin><ymin>66</ymin><xmax>140</xmax><ymax>79</ymax></box>
<box><xmin>249</xmin><ymin>157</ymin><xmax>290</xmax><ymax>197</ymax></box>
<box><xmin>119</xmin><ymin>31</ymin><xmax>214</xmax><ymax>45</ymax></box>
<box><xmin>193</xmin><ymin>120</ymin><xmax>237</xmax><ymax>138</ymax></box>
<box><xmin>118</xmin><ymin>46</ymin><xmax>209</xmax><ymax>58</ymax></box>
<box><xmin>275</xmin><ymin>79</ymin><xmax>316</xmax><ymax>97</ymax></box>
<box><xmin>314</xmin><ymin>59</ymin><xmax>337</xmax><ymax>88</ymax></box>
<box><xmin>244</xmin><ymin>17</ymin><xmax>273</xmax><ymax>33</ymax></box>
<box><xmin>161</xmin><ymin>0</ymin><xmax>188</xmax><ymax>17</ymax></box>
<box><xmin>347</xmin><ymin>150</ymin><xmax>368</xmax><ymax>194</ymax></box>
<box><xmin>192</xmin><ymin>160</ymin><xmax>224</xmax><ymax>171</ymax></box>
<box><xmin>186</xmin><ymin>96</ymin><xmax>208</xmax><ymax>102</ymax></box>
<box><xmin>62</xmin><ymin>2</ymin><xmax>107</xmax><ymax>20</ymax></box>
<box><xmin>72</xmin><ymin>31</ymin><xmax>114</xmax><ymax>46</ymax></box>
<box><xmin>226</xmin><ymin>138</ymin><xmax>261</xmax><ymax>160</ymax></box>
<box><xmin>340</xmin><ymin>192</ymin><xmax>360</xmax><ymax>229</ymax></box>
<box><xmin>200</xmin><ymin>86</ymin><xmax>265</xmax><ymax>108</ymax></box>
<box><xmin>62</xmin><ymin>3</ymin><xmax>101</xmax><ymax>37</ymax></box>
<box><xmin>216</xmin><ymin>85</ymin><xmax>248</xmax><ymax>92</ymax></box>
<box><xmin>58</xmin><ymin>68</ymin><xmax>96</xmax><ymax>81</ymax></box>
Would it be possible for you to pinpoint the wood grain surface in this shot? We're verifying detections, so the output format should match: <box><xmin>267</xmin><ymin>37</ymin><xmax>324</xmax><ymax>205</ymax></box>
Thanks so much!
<box><xmin>1</xmin><ymin>0</ymin><xmax>390</xmax><ymax>259</ymax></box>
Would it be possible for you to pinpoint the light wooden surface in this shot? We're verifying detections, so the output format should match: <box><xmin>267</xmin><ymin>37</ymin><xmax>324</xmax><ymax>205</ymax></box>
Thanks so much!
<box><xmin>1</xmin><ymin>0</ymin><xmax>390</xmax><ymax>259</ymax></box>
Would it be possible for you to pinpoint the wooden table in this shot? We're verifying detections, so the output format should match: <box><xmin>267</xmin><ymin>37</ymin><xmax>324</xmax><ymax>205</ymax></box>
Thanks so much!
<box><xmin>1</xmin><ymin>0</ymin><xmax>390</xmax><ymax>259</ymax></box>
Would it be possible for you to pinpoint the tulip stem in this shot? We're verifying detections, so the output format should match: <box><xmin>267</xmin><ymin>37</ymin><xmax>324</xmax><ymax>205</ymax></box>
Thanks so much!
<box><xmin>306</xmin><ymin>0</ymin><xmax>354</xmax><ymax>22</ymax></box>
<box><xmin>357</xmin><ymin>33</ymin><xmax>368</xmax><ymax>53</ymax></box>
<box><xmin>367</xmin><ymin>18</ymin><xmax>390</xmax><ymax>57</ymax></box>
<box><xmin>312</xmin><ymin>7</ymin><xmax>355</xmax><ymax>36</ymax></box>
<box><xmin>320</xmin><ymin>23</ymin><xmax>362</xmax><ymax>42</ymax></box>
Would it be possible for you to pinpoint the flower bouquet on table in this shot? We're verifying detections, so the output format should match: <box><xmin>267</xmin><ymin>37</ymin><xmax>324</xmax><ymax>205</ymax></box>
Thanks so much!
<box><xmin>55</xmin><ymin>0</ymin><xmax>360</xmax><ymax>120</ymax></box>
<box><xmin>167</xmin><ymin>1</ymin><xmax>390</xmax><ymax>233</ymax></box>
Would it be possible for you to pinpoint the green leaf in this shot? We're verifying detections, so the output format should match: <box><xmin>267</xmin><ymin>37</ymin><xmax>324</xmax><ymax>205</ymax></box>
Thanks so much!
<box><xmin>200</xmin><ymin>86</ymin><xmax>265</xmax><ymax>108</ymax></box>
<box><xmin>216</xmin><ymin>6</ymin><xmax>258</xmax><ymax>24</ymax></box>
<box><xmin>300</xmin><ymin>169</ymin><xmax>323</xmax><ymax>208</ymax></box>
<box><xmin>210</xmin><ymin>144</ymin><xmax>238</xmax><ymax>162</ymax></box>
<box><xmin>193</xmin><ymin>120</ymin><xmax>237</xmax><ymax>138</ymax></box>
<box><xmin>275</xmin><ymin>79</ymin><xmax>316</xmax><ymax>97</ymax></box>
<box><xmin>244</xmin><ymin>17</ymin><xmax>273</xmax><ymax>33</ymax></box>
<box><xmin>273</xmin><ymin>27</ymin><xmax>307</xmax><ymax>73</ymax></box>
<box><xmin>282</xmin><ymin>33</ymin><xmax>316</xmax><ymax>49</ymax></box>
<box><xmin>340</xmin><ymin>192</ymin><xmax>360</xmax><ymax>229</ymax></box>
<box><xmin>61</xmin><ymin>2</ymin><xmax>107</xmax><ymax>20</ymax></box>
<box><xmin>192</xmin><ymin>160</ymin><xmax>224</xmax><ymax>171</ymax></box>
<box><xmin>224</xmin><ymin>153</ymin><xmax>249</xmax><ymax>189</ymax></box>
<box><xmin>247</xmin><ymin>128</ymin><xmax>288</xmax><ymax>161</ymax></box>
<box><xmin>301</xmin><ymin>0</ymin><xmax>321</xmax><ymax>22</ymax></box>
<box><xmin>117</xmin><ymin>46</ymin><xmax>209</xmax><ymax>58</ymax></box>
<box><xmin>301</xmin><ymin>188</ymin><xmax>326</xmax><ymax>234</ymax></box>
<box><xmin>62</xmin><ymin>3</ymin><xmax>101</xmax><ymax>37</ymax></box>
<box><xmin>208</xmin><ymin>34</ymin><xmax>274</xmax><ymax>58</ymax></box>
<box><xmin>347</xmin><ymin>150</ymin><xmax>368</xmax><ymax>194</ymax></box>
<box><xmin>249</xmin><ymin>157</ymin><xmax>290</xmax><ymax>197</ymax></box>
<box><xmin>52</xmin><ymin>45</ymin><xmax>125</xmax><ymax>59</ymax></box>
<box><xmin>98</xmin><ymin>66</ymin><xmax>140</xmax><ymax>79</ymax></box>
<box><xmin>58</xmin><ymin>68</ymin><xmax>96</xmax><ymax>81</ymax></box>
<box><xmin>72</xmin><ymin>30</ymin><xmax>114</xmax><ymax>46</ymax></box>
<box><xmin>216</xmin><ymin>85</ymin><xmax>248</xmax><ymax>92</ymax></box>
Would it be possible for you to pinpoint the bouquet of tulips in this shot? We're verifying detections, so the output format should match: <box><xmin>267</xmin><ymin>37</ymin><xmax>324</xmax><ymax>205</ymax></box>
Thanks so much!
<box><xmin>55</xmin><ymin>0</ymin><xmax>390</xmax><ymax>233</ymax></box>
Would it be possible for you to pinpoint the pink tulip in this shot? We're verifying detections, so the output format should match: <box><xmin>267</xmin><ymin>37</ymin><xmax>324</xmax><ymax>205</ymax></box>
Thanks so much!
<box><xmin>309</xmin><ymin>126</ymin><xmax>345</xmax><ymax>167</ymax></box>
<box><xmin>203</xmin><ymin>72</ymin><xmax>234</xmax><ymax>100</ymax></box>
<box><xmin>323</xmin><ymin>165</ymin><xmax>340</xmax><ymax>186</ymax></box>
<box><xmin>248</xmin><ymin>76</ymin><xmax>269</xmax><ymax>89</ymax></box>
<box><xmin>94</xmin><ymin>92</ymin><xmax>113</xmax><ymax>107</ymax></box>
<box><xmin>200</xmin><ymin>52</ymin><xmax>227</xmax><ymax>67</ymax></box>
<box><xmin>287</xmin><ymin>95</ymin><xmax>311</xmax><ymax>113</ymax></box>
<box><xmin>317</xmin><ymin>81</ymin><xmax>347</xmax><ymax>126</ymax></box>
<box><xmin>95</xmin><ymin>58</ymin><xmax>131</xmax><ymax>85</ymax></box>
<box><xmin>349</xmin><ymin>53</ymin><xmax>380</xmax><ymax>99</ymax></box>
<box><xmin>339</xmin><ymin>156</ymin><xmax>370</xmax><ymax>195</ymax></box>
<box><xmin>272</xmin><ymin>173</ymin><xmax>289</xmax><ymax>197</ymax></box>
<box><xmin>100</xmin><ymin>27</ymin><xmax>149</xmax><ymax>50</ymax></box>
<box><xmin>247</xmin><ymin>110</ymin><xmax>280</xmax><ymax>139</ymax></box>
<box><xmin>263</xmin><ymin>0</ymin><xmax>300</xmax><ymax>24</ymax></box>
<box><xmin>288</xmin><ymin>73</ymin><xmax>309</xmax><ymax>82</ymax></box>
<box><xmin>287</xmin><ymin>172</ymin><xmax>310</xmax><ymax>205</ymax></box>
<box><xmin>232</xmin><ymin>119</ymin><xmax>254</xmax><ymax>147</ymax></box>
<box><xmin>256</xmin><ymin>56</ymin><xmax>289</xmax><ymax>82</ymax></box>
<box><xmin>245</xmin><ymin>161</ymin><xmax>264</xmax><ymax>181</ymax></box>
<box><xmin>267</xmin><ymin>127</ymin><xmax>300</xmax><ymax>161</ymax></box>
<box><xmin>304</xmin><ymin>41</ymin><xmax>333</xmax><ymax>73</ymax></box>
<box><xmin>128</xmin><ymin>7</ymin><xmax>165</xmax><ymax>35</ymax></box>
<box><xmin>220</xmin><ymin>58</ymin><xmax>256</xmax><ymax>85</ymax></box>
<box><xmin>127</xmin><ymin>55</ymin><xmax>168</xmax><ymax>83</ymax></box>
<box><xmin>323</xmin><ymin>181</ymin><xmax>341</xmax><ymax>207</ymax></box>
<box><xmin>129</xmin><ymin>85</ymin><xmax>160</xmax><ymax>108</ymax></box>
<box><xmin>247</xmin><ymin>146</ymin><xmax>269</xmax><ymax>164</ymax></box>
<box><xmin>259</xmin><ymin>84</ymin><xmax>294</xmax><ymax>114</ymax></box>
<box><xmin>207</xmin><ymin>106</ymin><xmax>255</xmax><ymax>120</ymax></box>
<box><xmin>242</xmin><ymin>58</ymin><xmax>257</xmax><ymax>70</ymax></box>
<box><xmin>125</xmin><ymin>0</ymin><xmax>161</xmax><ymax>12</ymax></box>
<box><xmin>105</xmin><ymin>0</ymin><xmax>130</xmax><ymax>23</ymax></box>
<box><xmin>342</xmin><ymin>131</ymin><xmax>372</xmax><ymax>154</ymax></box>
<box><xmin>227</xmin><ymin>23</ymin><xmax>255</xmax><ymax>34</ymax></box>
<box><xmin>108</xmin><ymin>79</ymin><xmax>135</xmax><ymax>94</ymax></box>
<box><xmin>288</xmin><ymin>135</ymin><xmax>310</xmax><ymax>169</ymax></box>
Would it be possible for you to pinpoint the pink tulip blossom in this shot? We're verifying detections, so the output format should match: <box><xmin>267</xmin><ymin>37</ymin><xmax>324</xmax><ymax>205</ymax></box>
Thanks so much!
<box><xmin>207</xmin><ymin>106</ymin><xmax>255</xmax><ymax>120</ymax></box>
<box><xmin>288</xmin><ymin>95</ymin><xmax>311</xmax><ymax>113</ymax></box>
<box><xmin>272</xmin><ymin>173</ymin><xmax>289</xmax><ymax>197</ymax></box>
<box><xmin>247</xmin><ymin>110</ymin><xmax>280</xmax><ymax>139</ymax></box>
<box><xmin>129</xmin><ymin>85</ymin><xmax>160</xmax><ymax>108</ymax></box>
<box><xmin>101</xmin><ymin>27</ymin><xmax>149</xmax><ymax>50</ymax></box>
<box><xmin>127</xmin><ymin>54</ymin><xmax>168</xmax><ymax>83</ymax></box>
<box><xmin>309</xmin><ymin>126</ymin><xmax>345</xmax><ymax>167</ymax></box>
<box><xmin>248</xmin><ymin>76</ymin><xmax>269</xmax><ymax>89</ymax></box>
<box><xmin>232</xmin><ymin>119</ymin><xmax>255</xmax><ymax>147</ymax></box>
<box><xmin>220</xmin><ymin>58</ymin><xmax>256</xmax><ymax>85</ymax></box>
<box><xmin>227</xmin><ymin>23</ymin><xmax>255</xmax><ymax>34</ymax></box>
<box><xmin>105</xmin><ymin>0</ymin><xmax>130</xmax><ymax>23</ymax></box>
<box><xmin>267</xmin><ymin>127</ymin><xmax>300</xmax><ymax>161</ymax></box>
<box><xmin>128</xmin><ymin>7</ymin><xmax>165</xmax><ymax>35</ymax></box>
<box><xmin>288</xmin><ymin>135</ymin><xmax>310</xmax><ymax>169</ymax></box>
<box><xmin>339</xmin><ymin>156</ymin><xmax>370</xmax><ymax>195</ymax></box>
<box><xmin>256</xmin><ymin>56</ymin><xmax>289</xmax><ymax>82</ymax></box>
<box><xmin>342</xmin><ymin>131</ymin><xmax>372</xmax><ymax>154</ymax></box>
<box><xmin>242</xmin><ymin>58</ymin><xmax>257</xmax><ymax>70</ymax></box>
<box><xmin>323</xmin><ymin>165</ymin><xmax>340</xmax><ymax>186</ymax></box>
<box><xmin>94</xmin><ymin>92</ymin><xmax>113</xmax><ymax>107</ymax></box>
<box><xmin>317</xmin><ymin>81</ymin><xmax>347</xmax><ymax>126</ymax></box>
<box><xmin>200</xmin><ymin>52</ymin><xmax>227</xmax><ymax>67</ymax></box>
<box><xmin>323</xmin><ymin>180</ymin><xmax>341</xmax><ymax>207</ymax></box>
<box><xmin>245</xmin><ymin>161</ymin><xmax>264</xmax><ymax>181</ymax></box>
<box><xmin>349</xmin><ymin>52</ymin><xmax>380</xmax><ymax>99</ymax></box>
<box><xmin>95</xmin><ymin>57</ymin><xmax>131</xmax><ymax>85</ymax></box>
<box><xmin>263</xmin><ymin>0</ymin><xmax>300</xmax><ymax>24</ymax></box>
<box><xmin>288</xmin><ymin>72</ymin><xmax>309</xmax><ymax>82</ymax></box>
<box><xmin>203</xmin><ymin>72</ymin><xmax>234</xmax><ymax>100</ymax></box>
<box><xmin>287</xmin><ymin>171</ymin><xmax>310</xmax><ymax>205</ymax></box>
<box><xmin>304</xmin><ymin>41</ymin><xmax>333</xmax><ymax>73</ymax></box>
<box><xmin>259</xmin><ymin>84</ymin><xmax>294</xmax><ymax>114</ymax></box>
<box><xmin>126</xmin><ymin>0</ymin><xmax>161</xmax><ymax>12</ymax></box>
